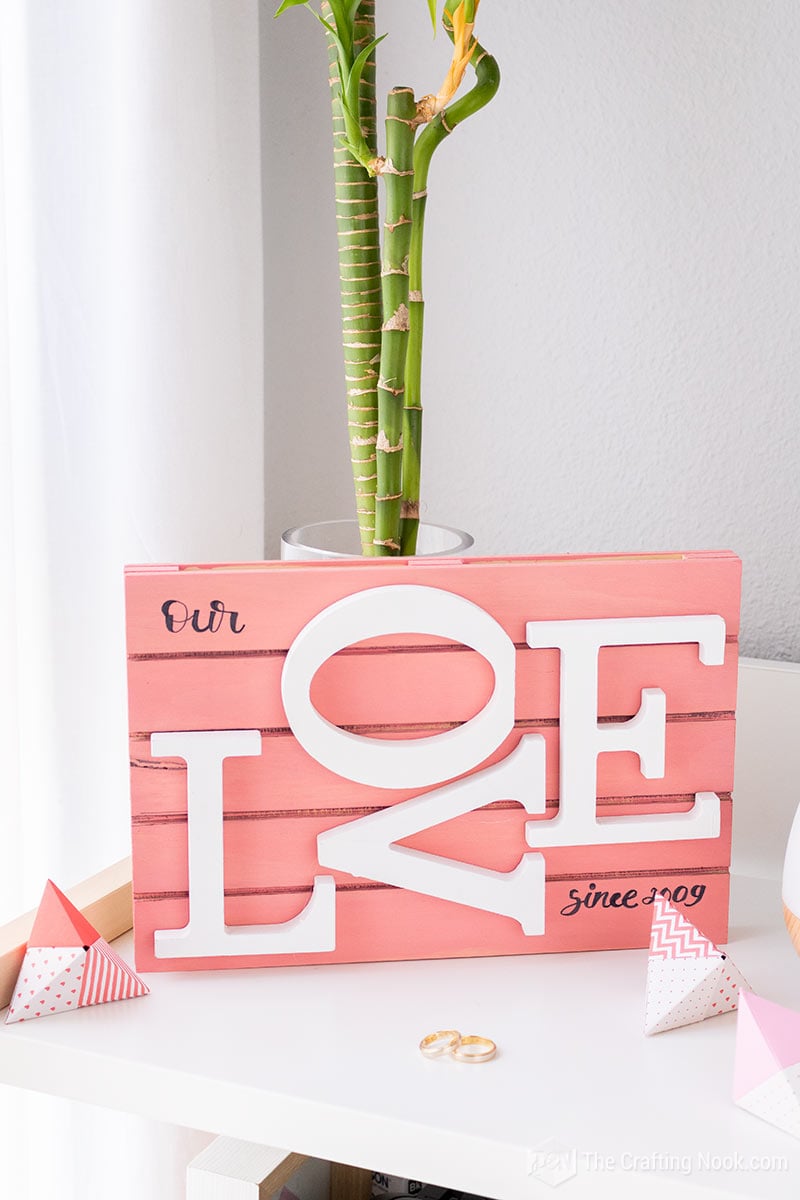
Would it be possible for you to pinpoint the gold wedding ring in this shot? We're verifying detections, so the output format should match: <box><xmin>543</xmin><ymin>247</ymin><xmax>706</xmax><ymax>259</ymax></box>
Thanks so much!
<box><xmin>419</xmin><ymin>1030</ymin><xmax>462</xmax><ymax>1058</ymax></box>
<box><xmin>451</xmin><ymin>1035</ymin><xmax>497</xmax><ymax>1063</ymax></box>
<box><xmin>419</xmin><ymin>1031</ymin><xmax>497</xmax><ymax>1063</ymax></box>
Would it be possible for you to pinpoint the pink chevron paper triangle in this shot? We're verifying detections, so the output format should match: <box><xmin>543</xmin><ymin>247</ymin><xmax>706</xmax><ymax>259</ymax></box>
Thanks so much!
<box><xmin>735</xmin><ymin>993</ymin><xmax>800</xmax><ymax>1140</ymax></box>
<box><xmin>644</xmin><ymin>896</ymin><xmax>747</xmax><ymax>1034</ymax></box>
<box><xmin>649</xmin><ymin>894</ymin><xmax>718</xmax><ymax>959</ymax></box>
<box><xmin>5</xmin><ymin>881</ymin><xmax>149</xmax><ymax>1025</ymax></box>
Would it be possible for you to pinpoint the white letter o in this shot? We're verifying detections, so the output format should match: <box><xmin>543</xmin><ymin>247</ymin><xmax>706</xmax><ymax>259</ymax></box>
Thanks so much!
<box><xmin>281</xmin><ymin>585</ymin><xmax>515</xmax><ymax>788</ymax></box>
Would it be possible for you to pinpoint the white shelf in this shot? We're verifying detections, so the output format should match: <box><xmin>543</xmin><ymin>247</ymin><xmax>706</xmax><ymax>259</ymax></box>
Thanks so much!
<box><xmin>0</xmin><ymin>873</ymin><xmax>798</xmax><ymax>1199</ymax></box>
<box><xmin>1</xmin><ymin>658</ymin><xmax>800</xmax><ymax>1199</ymax></box>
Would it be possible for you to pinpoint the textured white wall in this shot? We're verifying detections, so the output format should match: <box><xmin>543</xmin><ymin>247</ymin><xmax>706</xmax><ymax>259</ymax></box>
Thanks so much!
<box><xmin>263</xmin><ymin>1</ymin><xmax>800</xmax><ymax>660</ymax></box>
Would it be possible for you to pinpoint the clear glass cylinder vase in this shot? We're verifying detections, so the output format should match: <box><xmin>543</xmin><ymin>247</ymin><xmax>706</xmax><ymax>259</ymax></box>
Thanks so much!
<box><xmin>280</xmin><ymin>519</ymin><xmax>474</xmax><ymax>561</ymax></box>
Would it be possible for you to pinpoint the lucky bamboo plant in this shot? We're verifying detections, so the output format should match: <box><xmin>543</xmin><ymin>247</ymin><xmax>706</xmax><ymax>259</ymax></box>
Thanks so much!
<box><xmin>275</xmin><ymin>0</ymin><xmax>499</xmax><ymax>555</ymax></box>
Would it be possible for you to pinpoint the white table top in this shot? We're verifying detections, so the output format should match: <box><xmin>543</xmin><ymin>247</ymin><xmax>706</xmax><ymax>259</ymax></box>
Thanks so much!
<box><xmin>2</xmin><ymin>659</ymin><xmax>800</xmax><ymax>1199</ymax></box>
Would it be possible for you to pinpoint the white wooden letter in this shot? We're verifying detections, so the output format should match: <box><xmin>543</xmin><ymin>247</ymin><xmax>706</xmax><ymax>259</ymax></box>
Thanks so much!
<box><xmin>151</xmin><ymin>730</ymin><xmax>335</xmax><ymax>958</ymax></box>
<box><xmin>317</xmin><ymin>735</ymin><xmax>548</xmax><ymax>935</ymax></box>
<box><xmin>524</xmin><ymin>615</ymin><xmax>725</xmax><ymax>849</ymax></box>
<box><xmin>282</xmin><ymin>585</ymin><xmax>516</xmax><ymax>788</ymax></box>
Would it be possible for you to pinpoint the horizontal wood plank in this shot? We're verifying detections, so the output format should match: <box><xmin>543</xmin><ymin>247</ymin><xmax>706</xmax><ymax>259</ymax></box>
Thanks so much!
<box><xmin>125</xmin><ymin>553</ymin><xmax>741</xmax><ymax>654</ymax></box>
<box><xmin>133</xmin><ymin>868</ymin><xmax>730</xmax><ymax>971</ymax></box>
<box><xmin>131</xmin><ymin>797</ymin><xmax>733</xmax><ymax>895</ymax></box>
<box><xmin>127</xmin><ymin>639</ymin><xmax>738</xmax><ymax>734</ymax></box>
<box><xmin>130</xmin><ymin>720</ymin><xmax>736</xmax><ymax>816</ymax></box>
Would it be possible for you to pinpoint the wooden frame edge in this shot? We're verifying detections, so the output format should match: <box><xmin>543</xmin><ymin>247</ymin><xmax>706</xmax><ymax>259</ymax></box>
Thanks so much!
<box><xmin>0</xmin><ymin>857</ymin><xmax>133</xmax><ymax>1010</ymax></box>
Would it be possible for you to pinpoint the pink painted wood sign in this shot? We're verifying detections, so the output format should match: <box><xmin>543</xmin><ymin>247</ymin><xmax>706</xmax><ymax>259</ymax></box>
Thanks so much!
<box><xmin>125</xmin><ymin>551</ymin><xmax>741</xmax><ymax>972</ymax></box>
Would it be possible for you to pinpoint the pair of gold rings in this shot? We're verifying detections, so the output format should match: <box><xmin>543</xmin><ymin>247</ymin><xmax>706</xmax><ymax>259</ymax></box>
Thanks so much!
<box><xmin>419</xmin><ymin>1030</ymin><xmax>496</xmax><ymax>1063</ymax></box>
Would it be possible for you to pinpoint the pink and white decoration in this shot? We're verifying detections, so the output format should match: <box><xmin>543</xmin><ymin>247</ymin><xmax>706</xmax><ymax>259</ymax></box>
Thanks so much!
<box><xmin>644</xmin><ymin>894</ymin><xmax>747</xmax><ymax>1035</ymax></box>
<box><xmin>735</xmin><ymin>991</ymin><xmax>800</xmax><ymax>1140</ymax></box>
<box><xmin>5</xmin><ymin>880</ymin><xmax>148</xmax><ymax>1024</ymax></box>
<box><xmin>127</xmin><ymin>552</ymin><xmax>741</xmax><ymax>973</ymax></box>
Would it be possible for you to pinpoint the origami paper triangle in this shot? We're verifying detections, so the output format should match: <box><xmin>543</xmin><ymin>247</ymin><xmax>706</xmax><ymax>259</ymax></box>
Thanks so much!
<box><xmin>648</xmin><ymin>893</ymin><xmax>718</xmax><ymax>959</ymax></box>
<box><xmin>644</xmin><ymin>895</ymin><xmax>747</xmax><ymax>1035</ymax></box>
<box><xmin>735</xmin><ymin>992</ymin><xmax>800</xmax><ymax>1140</ymax></box>
<box><xmin>30</xmin><ymin>880</ymin><xmax>100</xmax><ymax>949</ymax></box>
<box><xmin>5</xmin><ymin>880</ymin><xmax>149</xmax><ymax>1025</ymax></box>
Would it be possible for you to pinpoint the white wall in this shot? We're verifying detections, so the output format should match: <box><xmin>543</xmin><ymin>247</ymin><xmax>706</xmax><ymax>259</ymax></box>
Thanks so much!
<box><xmin>263</xmin><ymin>0</ymin><xmax>800</xmax><ymax>662</ymax></box>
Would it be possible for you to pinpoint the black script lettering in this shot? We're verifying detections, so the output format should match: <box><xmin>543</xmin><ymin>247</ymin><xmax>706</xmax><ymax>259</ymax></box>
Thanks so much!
<box><xmin>642</xmin><ymin>883</ymin><xmax>706</xmax><ymax>908</ymax></box>
<box><xmin>161</xmin><ymin>599</ymin><xmax>245</xmax><ymax>634</ymax></box>
<box><xmin>191</xmin><ymin>608</ymin><xmax>214</xmax><ymax>633</ymax></box>
<box><xmin>161</xmin><ymin>599</ymin><xmax>190</xmax><ymax>633</ymax></box>
<box><xmin>686</xmin><ymin>883</ymin><xmax>706</xmax><ymax>907</ymax></box>
<box><xmin>560</xmin><ymin>888</ymin><xmax>583</xmax><ymax>917</ymax></box>
<box><xmin>561</xmin><ymin>879</ymin><xmax>701</xmax><ymax>918</ymax></box>
<box><xmin>561</xmin><ymin>882</ymin><xmax>641</xmax><ymax>916</ymax></box>
<box><xmin>208</xmin><ymin>599</ymin><xmax>246</xmax><ymax>634</ymax></box>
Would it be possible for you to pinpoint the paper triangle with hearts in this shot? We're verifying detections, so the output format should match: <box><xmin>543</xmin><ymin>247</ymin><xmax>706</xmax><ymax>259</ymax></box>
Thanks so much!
<box><xmin>5</xmin><ymin>881</ymin><xmax>149</xmax><ymax>1025</ymax></box>
<box><xmin>644</xmin><ymin>895</ymin><xmax>748</xmax><ymax>1034</ymax></box>
<box><xmin>734</xmin><ymin>992</ymin><xmax>800</xmax><ymax>1139</ymax></box>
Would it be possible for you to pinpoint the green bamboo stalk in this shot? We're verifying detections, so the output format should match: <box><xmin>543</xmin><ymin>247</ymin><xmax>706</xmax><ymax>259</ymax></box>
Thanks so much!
<box><xmin>373</xmin><ymin>86</ymin><xmax>417</xmax><ymax>554</ymax></box>
<box><xmin>399</xmin><ymin>35</ymin><xmax>500</xmax><ymax>555</ymax></box>
<box><xmin>323</xmin><ymin>0</ymin><xmax>382</xmax><ymax>555</ymax></box>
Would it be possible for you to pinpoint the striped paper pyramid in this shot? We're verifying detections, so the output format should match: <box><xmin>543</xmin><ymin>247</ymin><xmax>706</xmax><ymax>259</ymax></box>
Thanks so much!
<box><xmin>644</xmin><ymin>894</ymin><xmax>748</xmax><ymax>1035</ymax></box>
<box><xmin>5</xmin><ymin>880</ymin><xmax>149</xmax><ymax>1024</ymax></box>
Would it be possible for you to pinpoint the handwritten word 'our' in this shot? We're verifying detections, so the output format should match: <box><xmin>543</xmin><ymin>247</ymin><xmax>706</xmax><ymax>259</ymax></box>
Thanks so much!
<box><xmin>161</xmin><ymin>599</ymin><xmax>245</xmax><ymax>635</ymax></box>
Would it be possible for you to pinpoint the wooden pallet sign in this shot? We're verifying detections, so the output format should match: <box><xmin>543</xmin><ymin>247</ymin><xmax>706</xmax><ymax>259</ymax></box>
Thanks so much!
<box><xmin>125</xmin><ymin>551</ymin><xmax>741</xmax><ymax>972</ymax></box>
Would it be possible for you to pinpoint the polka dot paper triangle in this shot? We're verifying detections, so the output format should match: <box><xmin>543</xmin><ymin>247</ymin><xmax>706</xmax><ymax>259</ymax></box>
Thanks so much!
<box><xmin>5</xmin><ymin>947</ymin><xmax>88</xmax><ymax>1022</ymax></box>
<box><xmin>5</xmin><ymin>880</ymin><xmax>149</xmax><ymax>1025</ymax></box>
<box><xmin>644</xmin><ymin>895</ymin><xmax>748</xmax><ymax>1035</ymax></box>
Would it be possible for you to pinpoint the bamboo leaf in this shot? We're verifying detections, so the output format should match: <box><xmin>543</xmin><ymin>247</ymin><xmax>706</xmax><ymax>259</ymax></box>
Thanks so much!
<box><xmin>345</xmin><ymin>32</ymin><xmax>387</xmax><ymax>120</ymax></box>
<box><xmin>338</xmin><ymin>95</ymin><xmax>372</xmax><ymax>168</ymax></box>
<box><xmin>426</xmin><ymin>0</ymin><xmax>437</xmax><ymax>31</ymax></box>
<box><xmin>326</xmin><ymin>0</ymin><xmax>351</xmax><ymax>45</ymax></box>
<box><xmin>339</xmin><ymin>92</ymin><xmax>361</xmax><ymax>138</ymax></box>
<box><xmin>310</xmin><ymin>6</ymin><xmax>349</xmax><ymax>68</ymax></box>
<box><xmin>274</xmin><ymin>0</ymin><xmax>308</xmax><ymax>14</ymax></box>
